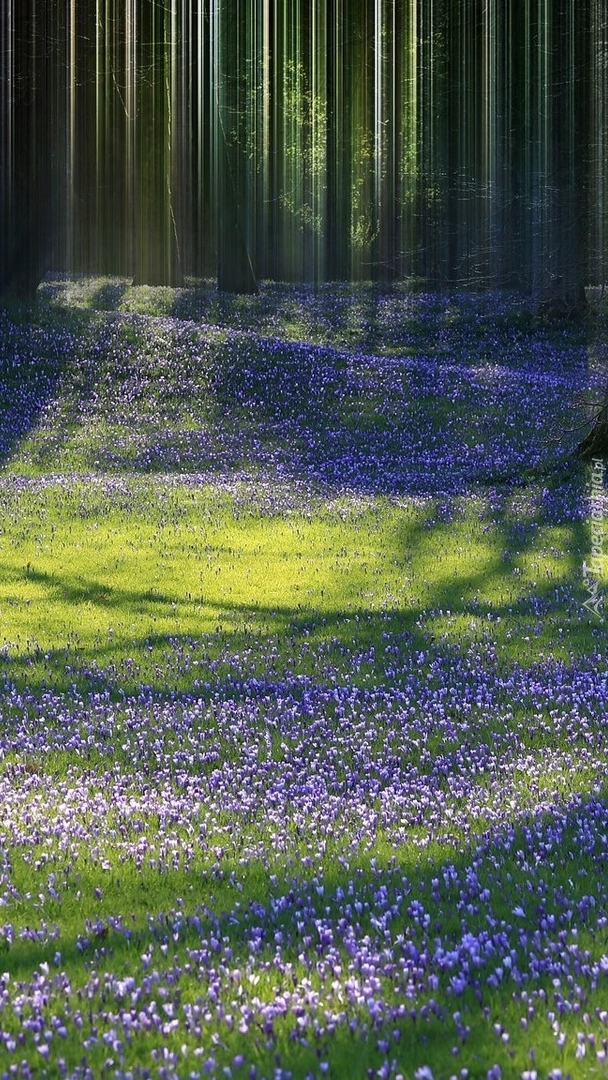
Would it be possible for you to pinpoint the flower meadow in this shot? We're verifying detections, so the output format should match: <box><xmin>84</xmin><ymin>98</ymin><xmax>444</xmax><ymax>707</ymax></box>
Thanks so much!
<box><xmin>0</xmin><ymin>279</ymin><xmax>606</xmax><ymax>1080</ymax></box>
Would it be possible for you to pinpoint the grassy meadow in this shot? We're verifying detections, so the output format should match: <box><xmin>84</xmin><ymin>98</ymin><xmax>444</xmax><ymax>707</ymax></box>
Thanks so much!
<box><xmin>0</xmin><ymin>278</ymin><xmax>606</xmax><ymax>1080</ymax></box>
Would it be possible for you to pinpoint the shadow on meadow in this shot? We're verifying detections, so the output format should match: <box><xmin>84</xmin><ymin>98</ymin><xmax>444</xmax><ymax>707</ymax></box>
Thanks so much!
<box><xmin>0</xmin><ymin>495</ymin><xmax>597</xmax><ymax>703</ymax></box>
<box><xmin>0</xmin><ymin>308</ymin><xmax>75</xmax><ymax>468</ymax></box>
<box><xmin>19</xmin><ymin>277</ymin><xmax>593</xmax><ymax>496</ymax></box>
<box><xmin>168</xmin><ymin>280</ymin><xmax>541</xmax><ymax>352</ymax></box>
<box><xmin>39</xmin><ymin>277</ymin><xmax>131</xmax><ymax>313</ymax></box>
<box><xmin>0</xmin><ymin>477</ymin><xmax>603</xmax><ymax>1073</ymax></box>
<box><xmin>0</xmin><ymin>454</ymin><xmax>597</xmax><ymax>680</ymax></box>
<box><xmin>0</xmin><ymin>282</ymin><xmax>603</xmax><ymax>1075</ymax></box>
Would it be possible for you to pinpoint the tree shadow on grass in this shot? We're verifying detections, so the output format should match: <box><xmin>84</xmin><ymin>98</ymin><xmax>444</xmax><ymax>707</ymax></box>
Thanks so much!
<box><xmin>0</xmin><ymin>494</ymin><xmax>599</xmax><ymax>705</ymax></box>
<box><xmin>3</xmin><ymin>280</ymin><xmax>593</xmax><ymax>497</ymax></box>
<box><xmin>0</xmin><ymin>476</ymin><xmax>604</xmax><ymax>1073</ymax></box>
<box><xmin>0</xmin><ymin>288</ymin><xmax>602</xmax><ymax>1075</ymax></box>
<box><xmin>37</xmin><ymin>276</ymin><xmax>132</xmax><ymax>313</ymax></box>
<box><xmin>0</xmin><ymin>310</ymin><xmax>72</xmax><ymax>468</ymax></box>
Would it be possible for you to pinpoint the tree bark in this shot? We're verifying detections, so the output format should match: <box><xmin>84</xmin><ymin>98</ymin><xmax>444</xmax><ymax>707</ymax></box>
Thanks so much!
<box><xmin>538</xmin><ymin>0</ymin><xmax>590</xmax><ymax>320</ymax></box>
<box><xmin>215</xmin><ymin>0</ymin><xmax>257</xmax><ymax>294</ymax></box>
<box><xmin>133</xmin><ymin>0</ymin><xmax>182</xmax><ymax>287</ymax></box>
<box><xmin>578</xmin><ymin>388</ymin><xmax>608</xmax><ymax>460</ymax></box>
<box><xmin>0</xmin><ymin>0</ymin><xmax>53</xmax><ymax>303</ymax></box>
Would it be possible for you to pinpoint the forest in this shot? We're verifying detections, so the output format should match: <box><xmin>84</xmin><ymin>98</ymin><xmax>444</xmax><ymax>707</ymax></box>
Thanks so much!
<box><xmin>0</xmin><ymin>3</ymin><xmax>607</xmax><ymax>1080</ymax></box>
<box><xmin>1</xmin><ymin>0</ymin><xmax>606</xmax><ymax>307</ymax></box>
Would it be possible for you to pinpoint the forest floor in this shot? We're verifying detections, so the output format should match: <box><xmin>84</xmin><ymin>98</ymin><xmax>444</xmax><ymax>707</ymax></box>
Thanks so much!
<box><xmin>0</xmin><ymin>278</ymin><xmax>606</xmax><ymax>1079</ymax></box>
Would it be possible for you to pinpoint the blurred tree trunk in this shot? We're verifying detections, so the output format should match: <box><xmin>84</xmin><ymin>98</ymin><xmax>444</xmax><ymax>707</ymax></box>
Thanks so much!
<box><xmin>0</xmin><ymin>0</ymin><xmax>53</xmax><ymax>303</ymax></box>
<box><xmin>325</xmin><ymin>0</ymin><xmax>350</xmax><ymax>281</ymax></box>
<box><xmin>538</xmin><ymin>0</ymin><xmax>590</xmax><ymax>319</ymax></box>
<box><xmin>133</xmin><ymin>0</ymin><xmax>182</xmax><ymax>287</ymax></box>
<box><xmin>215</xmin><ymin>0</ymin><xmax>257</xmax><ymax>293</ymax></box>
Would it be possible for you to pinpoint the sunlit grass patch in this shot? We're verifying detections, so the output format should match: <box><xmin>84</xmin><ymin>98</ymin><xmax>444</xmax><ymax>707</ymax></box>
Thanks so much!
<box><xmin>0</xmin><ymin>479</ymin><xmax>598</xmax><ymax>692</ymax></box>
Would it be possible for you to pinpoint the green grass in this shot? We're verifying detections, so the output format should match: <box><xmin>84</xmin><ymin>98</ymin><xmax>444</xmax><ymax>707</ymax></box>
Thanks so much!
<box><xmin>0</xmin><ymin>481</ymin><xmax>598</xmax><ymax>691</ymax></box>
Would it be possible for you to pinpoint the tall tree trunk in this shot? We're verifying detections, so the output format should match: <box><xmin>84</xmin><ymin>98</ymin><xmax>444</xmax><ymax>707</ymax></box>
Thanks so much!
<box><xmin>133</xmin><ymin>0</ymin><xmax>182</xmax><ymax>287</ymax></box>
<box><xmin>539</xmin><ymin>0</ymin><xmax>590</xmax><ymax>319</ymax></box>
<box><xmin>215</xmin><ymin>0</ymin><xmax>257</xmax><ymax>294</ymax></box>
<box><xmin>324</xmin><ymin>0</ymin><xmax>340</xmax><ymax>280</ymax></box>
<box><xmin>0</xmin><ymin>0</ymin><xmax>53</xmax><ymax>303</ymax></box>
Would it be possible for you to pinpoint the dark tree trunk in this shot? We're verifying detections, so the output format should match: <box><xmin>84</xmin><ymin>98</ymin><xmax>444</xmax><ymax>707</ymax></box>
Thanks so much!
<box><xmin>0</xmin><ymin>0</ymin><xmax>53</xmax><ymax>304</ymax></box>
<box><xmin>133</xmin><ymin>0</ymin><xmax>182</xmax><ymax>287</ymax></box>
<box><xmin>217</xmin><ymin>129</ymin><xmax>258</xmax><ymax>294</ymax></box>
<box><xmin>324</xmin><ymin>0</ymin><xmax>340</xmax><ymax>281</ymax></box>
<box><xmin>538</xmin><ymin>0</ymin><xmax>590</xmax><ymax>320</ymax></box>
<box><xmin>578</xmin><ymin>389</ymin><xmax>608</xmax><ymax>461</ymax></box>
<box><xmin>216</xmin><ymin>0</ymin><xmax>257</xmax><ymax>294</ymax></box>
<box><xmin>374</xmin><ymin>0</ymin><xmax>402</xmax><ymax>282</ymax></box>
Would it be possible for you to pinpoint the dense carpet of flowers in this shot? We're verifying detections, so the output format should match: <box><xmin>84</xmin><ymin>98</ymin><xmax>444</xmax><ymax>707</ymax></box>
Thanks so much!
<box><xmin>1</xmin><ymin>284</ymin><xmax>592</xmax><ymax>494</ymax></box>
<box><xmin>0</xmin><ymin>283</ymin><xmax>606</xmax><ymax>1079</ymax></box>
